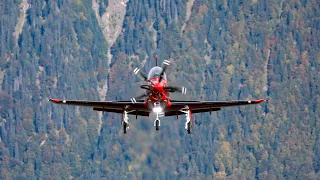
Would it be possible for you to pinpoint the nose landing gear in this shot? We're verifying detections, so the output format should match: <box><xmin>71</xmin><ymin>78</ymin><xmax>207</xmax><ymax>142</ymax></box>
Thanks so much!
<box><xmin>154</xmin><ymin>112</ymin><xmax>161</xmax><ymax>131</ymax></box>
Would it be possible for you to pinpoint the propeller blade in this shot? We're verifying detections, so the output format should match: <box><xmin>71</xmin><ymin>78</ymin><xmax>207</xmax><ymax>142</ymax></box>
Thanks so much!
<box><xmin>130</xmin><ymin>94</ymin><xmax>145</xmax><ymax>103</ymax></box>
<box><xmin>164</xmin><ymin>86</ymin><xmax>187</xmax><ymax>94</ymax></box>
<box><xmin>159</xmin><ymin>60</ymin><xmax>170</xmax><ymax>82</ymax></box>
<box><xmin>130</xmin><ymin>97</ymin><xmax>138</xmax><ymax>103</ymax></box>
<box><xmin>140</xmin><ymin>85</ymin><xmax>153</xmax><ymax>90</ymax></box>
<box><xmin>135</xmin><ymin>93</ymin><xmax>147</xmax><ymax>99</ymax></box>
<box><xmin>131</xmin><ymin>92</ymin><xmax>152</xmax><ymax>103</ymax></box>
<box><xmin>134</xmin><ymin>67</ymin><xmax>148</xmax><ymax>81</ymax></box>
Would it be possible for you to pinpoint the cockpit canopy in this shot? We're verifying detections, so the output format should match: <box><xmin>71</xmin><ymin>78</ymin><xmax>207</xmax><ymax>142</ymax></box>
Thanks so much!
<box><xmin>148</xmin><ymin>66</ymin><xmax>167</xmax><ymax>80</ymax></box>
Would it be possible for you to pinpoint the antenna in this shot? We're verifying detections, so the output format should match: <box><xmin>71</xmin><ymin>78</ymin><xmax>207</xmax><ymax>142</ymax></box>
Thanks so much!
<box><xmin>156</xmin><ymin>55</ymin><xmax>158</xmax><ymax>66</ymax></box>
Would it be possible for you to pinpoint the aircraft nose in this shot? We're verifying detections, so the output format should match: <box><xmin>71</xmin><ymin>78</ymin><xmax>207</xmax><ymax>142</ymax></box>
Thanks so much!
<box><xmin>153</xmin><ymin>82</ymin><xmax>164</xmax><ymax>91</ymax></box>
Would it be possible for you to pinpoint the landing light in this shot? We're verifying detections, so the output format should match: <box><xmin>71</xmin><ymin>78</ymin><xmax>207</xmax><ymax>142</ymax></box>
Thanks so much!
<box><xmin>153</xmin><ymin>106</ymin><xmax>163</xmax><ymax>113</ymax></box>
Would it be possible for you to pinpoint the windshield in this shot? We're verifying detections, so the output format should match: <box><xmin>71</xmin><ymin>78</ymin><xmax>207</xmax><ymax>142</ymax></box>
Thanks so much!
<box><xmin>147</xmin><ymin>66</ymin><xmax>167</xmax><ymax>80</ymax></box>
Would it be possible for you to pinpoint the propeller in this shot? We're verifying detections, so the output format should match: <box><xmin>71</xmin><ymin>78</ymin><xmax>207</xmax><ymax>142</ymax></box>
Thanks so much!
<box><xmin>135</xmin><ymin>93</ymin><xmax>148</xmax><ymax>99</ymax></box>
<box><xmin>130</xmin><ymin>93</ymin><xmax>146</xmax><ymax>103</ymax></box>
<box><xmin>164</xmin><ymin>86</ymin><xmax>187</xmax><ymax>94</ymax></box>
<box><xmin>158</xmin><ymin>59</ymin><xmax>170</xmax><ymax>82</ymax></box>
<box><xmin>134</xmin><ymin>67</ymin><xmax>148</xmax><ymax>81</ymax></box>
<box><xmin>140</xmin><ymin>84</ymin><xmax>153</xmax><ymax>91</ymax></box>
<box><xmin>130</xmin><ymin>91</ymin><xmax>153</xmax><ymax>103</ymax></box>
<box><xmin>131</xmin><ymin>57</ymin><xmax>186</xmax><ymax>104</ymax></box>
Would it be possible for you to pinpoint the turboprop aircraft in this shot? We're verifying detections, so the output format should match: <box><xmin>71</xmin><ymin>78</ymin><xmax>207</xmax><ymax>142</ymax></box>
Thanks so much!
<box><xmin>49</xmin><ymin>56</ymin><xmax>265</xmax><ymax>134</ymax></box>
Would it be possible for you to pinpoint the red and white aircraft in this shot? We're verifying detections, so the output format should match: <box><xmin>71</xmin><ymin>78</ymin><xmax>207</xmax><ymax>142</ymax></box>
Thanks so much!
<box><xmin>49</xmin><ymin>56</ymin><xmax>265</xmax><ymax>134</ymax></box>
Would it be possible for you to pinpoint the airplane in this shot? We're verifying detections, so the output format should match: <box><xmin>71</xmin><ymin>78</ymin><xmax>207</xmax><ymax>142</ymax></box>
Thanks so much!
<box><xmin>49</xmin><ymin>56</ymin><xmax>265</xmax><ymax>134</ymax></box>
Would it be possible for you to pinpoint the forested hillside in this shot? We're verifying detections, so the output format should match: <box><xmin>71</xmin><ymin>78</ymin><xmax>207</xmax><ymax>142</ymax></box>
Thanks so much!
<box><xmin>0</xmin><ymin>0</ymin><xmax>319</xmax><ymax>179</ymax></box>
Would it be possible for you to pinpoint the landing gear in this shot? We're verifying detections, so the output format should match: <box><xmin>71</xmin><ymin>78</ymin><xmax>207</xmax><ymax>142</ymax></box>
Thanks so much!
<box><xmin>155</xmin><ymin>119</ymin><xmax>160</xmax><ymax>130</ymax></box>
<box><xmin>181</xmin><ymin>107</ymin><xmax>192</xmax><ymax>134</ymax></box>
<box><xmin>122</xmin><ymin>111</ymin><xmax>129</xmax><ymax>134</ymax></box>
<box><xmin>185</xmin><ymin>110</ymin><xmax>191</xmax><ymax>134</ymax></box>
<box><xmin>154</xmin><ymin>112</ymin><xmax>161</xmax><ymax>131</ymax></box>
<box><xmin>123</xmin><ymin>122</ymin><xmax>128</xmax><ymax>134</ymax></box>
<box><xmin>186</xmin><ymin>122</ymin><xmax>191</xmax><ymax>134</ymax></box>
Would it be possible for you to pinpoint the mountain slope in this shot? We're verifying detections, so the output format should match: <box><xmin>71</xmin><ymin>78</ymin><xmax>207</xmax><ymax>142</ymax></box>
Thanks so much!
<box><xmin>0</xmin><ymin>0</ymin><xmax>319</xmax><ymax>179</ymax></box>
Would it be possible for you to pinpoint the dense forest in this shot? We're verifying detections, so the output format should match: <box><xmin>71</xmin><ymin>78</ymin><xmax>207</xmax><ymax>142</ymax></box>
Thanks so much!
<box><xmin>0</xmin><ymin>0</ymin><xmax>319</xmax><ymax>179</ymax></box>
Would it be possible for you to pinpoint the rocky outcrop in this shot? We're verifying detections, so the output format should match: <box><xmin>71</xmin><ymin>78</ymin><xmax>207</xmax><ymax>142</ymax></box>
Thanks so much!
<box><xmin>13</xmin><ymin>0</ymin><xmax>30</xmax><ymax>45</ymax></box>
<box><xmin>92</xmin><ymin>0</ymin><xmax>129</xmax><ymax>134</ymax></box>
<box><xmin>92</xmin><ymin>0</ymin><xmax>128</xmax><ymax>101</ymax></box>
<box><xmin>181</xmin><ymin>0</ymin><xmax>195</xmax><ymax>34</ymax></box>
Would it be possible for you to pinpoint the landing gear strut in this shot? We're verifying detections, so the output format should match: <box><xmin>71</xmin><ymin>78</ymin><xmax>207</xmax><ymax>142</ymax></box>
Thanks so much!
<box><xmin>154</xmin><ymin>112</ymin><xmax>160</xmax><ymax>131</ymax></box>
<box><xmin>123</xmin><ymin>121</ymin><xmax>128</xmax><ymax>134</ymax></box>
<box><xmin>185</xmin><ymin>110</ymin><xmax>191</xmax><ymax>134</ymax></box>
<box><xmin>180</xmin><ymin>107</ymin><xmax>191</xmax><ymax>134</ymax></box>
<box><xmin>122</xmin><ymin>111</ymin><xmax>129</xmax><ymax>134</ymax></box>
<box><xmin>186</xmin><ymin>121</ymin><xmax>191</xmax><ymax>134</ymax></box>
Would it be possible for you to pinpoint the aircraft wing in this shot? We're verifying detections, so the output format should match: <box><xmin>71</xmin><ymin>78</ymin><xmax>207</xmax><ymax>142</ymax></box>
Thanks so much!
<box><xmin>164</xmin><ymin>99</ymin><xmax>266</xmax><ymax>116</ymax></box>
<box><xmin>48</xmin><ymin>98</ymin><xmax>150</xmax><ymax>116</ymax></box>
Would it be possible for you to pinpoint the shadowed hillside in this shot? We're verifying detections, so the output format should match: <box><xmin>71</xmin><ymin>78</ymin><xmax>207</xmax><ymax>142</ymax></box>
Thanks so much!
<box><xmin>0</xmin><ymin>0</ymin><xmax>319</xmax><ymax>179</ymax></box>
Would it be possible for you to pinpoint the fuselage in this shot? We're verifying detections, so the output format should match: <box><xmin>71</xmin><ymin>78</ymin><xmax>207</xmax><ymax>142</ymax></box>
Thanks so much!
<box><xmin>145</xmin><ymin>66</ymin><xmax>171</xmax><ymax>112</ymax></box>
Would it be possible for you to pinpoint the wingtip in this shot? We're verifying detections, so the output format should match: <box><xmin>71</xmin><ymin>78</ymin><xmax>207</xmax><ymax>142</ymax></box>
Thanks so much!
<box><xmin>49</xmin><ymin>98</ymin><xmax>61</xmax><ymax>103</ymax></box>
<box><xmin>254</xmin><ymin>99</ymin><xmax>266</xmax><ymax>103</ymax></box>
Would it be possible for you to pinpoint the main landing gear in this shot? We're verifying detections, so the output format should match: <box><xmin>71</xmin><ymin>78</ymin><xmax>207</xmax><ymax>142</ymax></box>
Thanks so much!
<box><xmin>122</xmin><ymin>111</ymin><xmax>129</xmax><ymax>134</ymax></box>
<box><xmin>180</xmin><ymin>108</ymin><xmax>192</xmax><ymax>134</ymax></box>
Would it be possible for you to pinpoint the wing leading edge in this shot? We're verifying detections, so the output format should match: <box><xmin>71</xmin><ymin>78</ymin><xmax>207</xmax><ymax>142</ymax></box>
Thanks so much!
<box><xmin>48</xmin><ymin>98</ymin><xmax>149</xmax><ymax>113</ymax></box>
<box><xmin>163</xmin><ymin>99</ymin><xmax>266</xmax><ymax>116</ymax></box>
<box><xmin>170</xmin><ymin>99</ymin><xmax>265</xmax><ymax>108</ymax></box>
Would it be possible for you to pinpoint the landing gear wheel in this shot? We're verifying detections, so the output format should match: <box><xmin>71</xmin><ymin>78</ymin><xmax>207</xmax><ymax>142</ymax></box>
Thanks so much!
<box><xmin>123</xmin><ymin>122</ymin><xmax>128</xmax><ymax>134</ymax></box>
<box><xmin>155</xmin><ymin>120</ymin><xmax>160</xmax><ymax>131</ymax></box>
<box><xmin>187</xmin><ymin>122</ymin><xmax>191</xmax><ymax>134</ymax></box>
